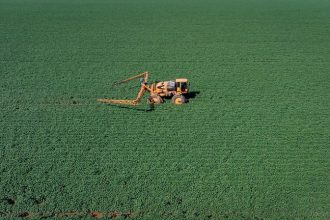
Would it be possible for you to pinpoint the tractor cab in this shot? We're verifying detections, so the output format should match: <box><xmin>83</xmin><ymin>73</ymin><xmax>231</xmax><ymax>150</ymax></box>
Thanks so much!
<box><xmin>175</xmin><ymin>78</ymin><xmax>189</xmax><ymax>94</ymax></box>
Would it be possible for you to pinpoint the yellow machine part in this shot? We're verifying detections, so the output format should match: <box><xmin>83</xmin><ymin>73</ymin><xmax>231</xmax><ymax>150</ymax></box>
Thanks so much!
<box><xmin>97</xmin><ymin>72</ymin><xmax>189</xmax><ymax>106</ymax></box>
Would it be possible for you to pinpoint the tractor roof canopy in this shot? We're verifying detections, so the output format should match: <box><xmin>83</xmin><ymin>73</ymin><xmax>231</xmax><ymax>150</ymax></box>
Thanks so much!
<box><xmin>175</xmin><ymin>78</ymin><xmax>188</xmax><ymax>83</ymax></box>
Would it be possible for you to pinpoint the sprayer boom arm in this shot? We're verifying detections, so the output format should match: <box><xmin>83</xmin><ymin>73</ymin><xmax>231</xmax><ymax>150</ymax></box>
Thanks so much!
<box><xmin>97</xmin><ymin>72</ymin><xmax>150</xmax><ymax>106</ymax></box>
<box><xmin>113</xmin><ymin>72</ymin><xmax>149</xmax><ymax>87</ymax></box>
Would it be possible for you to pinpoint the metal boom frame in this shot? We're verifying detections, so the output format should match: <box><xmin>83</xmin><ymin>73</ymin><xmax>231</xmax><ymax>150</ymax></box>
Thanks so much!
<box><xmin>97</xmin><ymin>72</ymin><xmax>151</xmax><ymax>106</ymax></box>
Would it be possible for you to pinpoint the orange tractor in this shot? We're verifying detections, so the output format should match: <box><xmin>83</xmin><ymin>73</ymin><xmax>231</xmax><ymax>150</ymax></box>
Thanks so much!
<box><xmin>97</xmin><ymin>72</ymin><xmax>189</xmax><ymax>105</ymax></box>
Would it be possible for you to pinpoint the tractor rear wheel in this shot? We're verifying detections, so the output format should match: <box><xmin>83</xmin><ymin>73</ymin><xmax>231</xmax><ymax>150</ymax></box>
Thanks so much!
<box><xmin>148</xmin><ymin>95</ymin><xmax>163</xmax><ymax>104</ymax></box>
<box><xmin>171</xmin><ymin>95</ymin><xmax>186</xmax><ymax>105</ymax></box>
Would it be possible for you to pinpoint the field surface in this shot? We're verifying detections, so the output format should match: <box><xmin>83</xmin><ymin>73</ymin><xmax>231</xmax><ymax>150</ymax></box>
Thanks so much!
<box><xmin>1</xmin><ymin>0</ymin><xmax>330</xmax><ymax>219</ymax></box>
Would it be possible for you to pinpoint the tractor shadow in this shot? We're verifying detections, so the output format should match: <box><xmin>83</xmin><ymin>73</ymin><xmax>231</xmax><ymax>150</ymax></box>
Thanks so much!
<box><xmin>185</xmin><ymin>91</ymin><xmax>200</xmax><ymax>101</ymax></box>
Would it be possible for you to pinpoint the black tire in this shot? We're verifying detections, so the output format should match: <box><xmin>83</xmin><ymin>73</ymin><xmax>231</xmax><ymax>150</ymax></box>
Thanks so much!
<box><xmin>148</xmin><ymin>94</ymin><xmax>163</xmax><ymax>104</ymax></box>
<box><xmin>171</xmin><ymin>95</ymin><xmax>186</xmax><ymax>105</ymax></box>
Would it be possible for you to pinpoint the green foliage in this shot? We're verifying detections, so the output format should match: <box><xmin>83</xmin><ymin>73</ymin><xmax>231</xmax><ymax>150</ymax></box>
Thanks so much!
<box><xmin>1</xmin><ymin>0</ymin><xmax>329</xmax><ymax>219</ymax></box>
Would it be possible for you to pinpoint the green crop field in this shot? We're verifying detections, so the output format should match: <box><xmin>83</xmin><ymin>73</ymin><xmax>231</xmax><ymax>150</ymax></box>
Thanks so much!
<box><xmin>1</xmin><ymin>0</ymin><xmax>330</xmax><ymax>219</ymax></box>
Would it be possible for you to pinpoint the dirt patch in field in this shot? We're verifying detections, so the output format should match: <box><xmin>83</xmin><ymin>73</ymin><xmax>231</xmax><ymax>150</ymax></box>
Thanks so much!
<box><xmin>0</xmin><ymin>210</ymin><xmax>141</xmax><ymax>219</ymax></box>
<box><xmin>18</xmin><ymin>212</ymin><xmax>31</xmax><ymax>217</ymax></box>
<box><xmin>109</xmin><ymin>211</ymin><xmax>121</xmax><ymax>218</ymax></box>
<box><xmin>90</xmin><ymin>211</ymin><xmax>103</xmax><ymax>218</ymax></box>
<box><xmin>0</xmin><ymin>210</ymin><xmax>268</xmax><ymax>219</ymax></box>
<box><xmin>57</xmin><ymin>211</ymin><xmax>81</xmax><ymax>217</ymax></box>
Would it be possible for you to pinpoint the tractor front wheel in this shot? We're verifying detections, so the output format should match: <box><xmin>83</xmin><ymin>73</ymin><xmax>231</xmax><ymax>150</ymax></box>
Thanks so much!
<box><xmin>171</xmin><ymin>95</ymin><xmax>186</xmax><ymax>105</ymax></box>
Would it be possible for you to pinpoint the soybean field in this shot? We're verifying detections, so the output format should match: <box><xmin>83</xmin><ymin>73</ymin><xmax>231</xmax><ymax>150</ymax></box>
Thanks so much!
<box><xmin>1</xmin><ymin>0</ymin><xmax>330</xmax><ymax>219</ymax></box>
